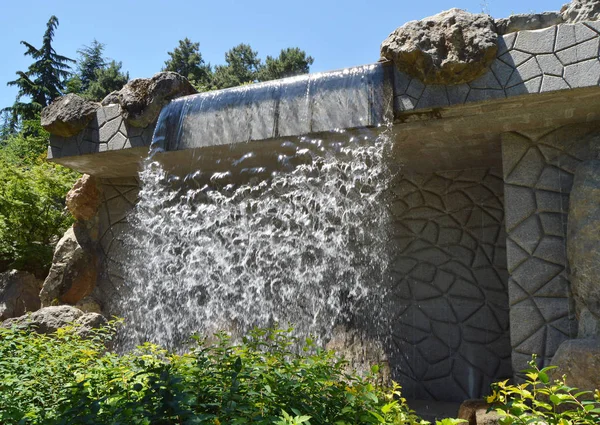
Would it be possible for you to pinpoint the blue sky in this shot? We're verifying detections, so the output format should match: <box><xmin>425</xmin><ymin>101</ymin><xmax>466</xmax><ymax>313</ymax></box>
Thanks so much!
<box><xmin>0</xmin><ymin>0</ymin><xmax>565</xmax><ymax>108</ymax></box>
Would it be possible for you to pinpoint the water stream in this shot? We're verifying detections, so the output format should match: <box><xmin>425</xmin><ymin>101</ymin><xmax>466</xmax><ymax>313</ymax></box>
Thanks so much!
<box><xmin>118</xmin><ymin>129</ymin><xmax>393</xmax><ymax>349</ymax></box>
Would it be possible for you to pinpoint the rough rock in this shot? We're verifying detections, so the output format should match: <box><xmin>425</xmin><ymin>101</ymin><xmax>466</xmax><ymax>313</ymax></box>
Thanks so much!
<box><xmin>40</xmin><ymin>225</ymin><xmax>97</xmax><ymax>306</ymax></box>
<box><xmin>75</xmin><ymin>296</ymin><xmax>102</xmax><ymax>314</ymax></box>
<box><xmin>41</xmin><ymin>94</ymin><xmax>99</xmax><ymax>138</ymax></box>
<box><xmin>495</xmin><ymin>12</ymin><xmax>564</xmax><ymax>35</ymax></box>
<box><xmin>66</xmin><ymin>174</ymin><xmax>101</xmax><ymax>221</ymax></box>
<box><xmin>0</xmin><ymin>270</ymin><xmax>42</xmax><ymax>320</ymax></box>
<box><xmin>458</xmin><ymin>399</ymin><xmax>500</xmax><ymax>425</ymax></box>
<box><xmin>562</xmin><ymin>0</ymin><xmax>600</xmax><ymax>22</ymax></box>
<box><xmin>2</xmin><ymin>305</ymin><xmax>107</xmax><ymax>337</ymax></box>
<box><xmin>567</xmin><ymin>159</ymin><xmax>600</xmax><ymax>337</ymax></box>
<box><xmin>101</xmin><ymin>90</ymin><xmax>120</xmax><ymax>106</ymax></box>
<box><xmin>380</xmin><ymin>9</ymin><xmax>498</xmax><ymax>85</ymax></box>
<box><xmin>112</xmin><ymin>72</ymin><xmax>196</xmax><ymax>128</ymax></box>
<box><xmin>551</xmin><ymin>338</ymin><xmax>600</xmax><ymax>394</ymax></box>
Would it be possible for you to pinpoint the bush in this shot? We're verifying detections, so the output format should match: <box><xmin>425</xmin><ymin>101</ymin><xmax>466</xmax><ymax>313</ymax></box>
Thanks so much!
<box><xmin>0</xmin><ymin>324</ymin><xmax>428</xmax><ymax>425</ymax></box>
<box><xmin>0</xmin><ymin>119</ymin><xmax>79</xmax><ymax>276</ymax></box>
<box><xmin>487</xmin><ymin>356</ymin><xmax>600</xmax><ymax>425</ymax></box>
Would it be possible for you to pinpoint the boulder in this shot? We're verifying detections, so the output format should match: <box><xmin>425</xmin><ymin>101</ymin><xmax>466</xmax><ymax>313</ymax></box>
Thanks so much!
<box><xmin>495</xmin><ymin>12</ymin><xmax>564</xmax><ymax>35</ymax></box>
<box><xmin>100</xmin><ymin>90</ymin><xmax>120</xmax><ymax>106</ymax></box>
<box><xmin>551</xmin><ymin>338</ymin><xmax>600</xmax><ymax>394</ymax></box>
<box><xmin>458</xmin><ymin>399</ymin><xmax>500</xmax><ymax>425</ymax></box>
<box><xmin>2</xmin><ymin>305</ymin><xmax>107</xmax><ymax>337</ymax></box>
<box><xmin>0</xmin><ymin>270</ymin><xmax>42</xmax><ymax>320</ymax></box>
<box><xmin>66</xmin><ymin>174</ymin><xmax>101</xmax><ymax>221</ymax></box>
<box><xmin>40</xmin><ymin>225</ymin><xmax>97</xmax><ymax>306</ymax></box>
<box><xmin>567</xmin><ymin>159</ymin><xmax>600</xmax><ymax>337</ymax></box>
<box><xmin>380</xmin><ymin>9</ymin><xmax>498</xmax><ymax>85</ymax></box>
<box><xmin>562</xmin><ymin>0</ymin><xmax>600</xmax><ymax>22</ymax></box>
<box><xmin>75</xmin><ymin>295</ymin><xmax>102</xmax><ymax>314</ymax></box>
<box><xmin>41</xmin><ymin>94</ymin><xmax>99</xmax><ymax>138</ymax></box>
<box><xmin>111</xmin><ymin>72</ymin><xmax>196</xmax><ymax>128</ymax></box>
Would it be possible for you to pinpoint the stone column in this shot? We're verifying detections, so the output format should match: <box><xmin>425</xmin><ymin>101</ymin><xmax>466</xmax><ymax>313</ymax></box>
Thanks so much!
<box><xmin>501</xmin><ymin>123</ymin><xmax>600</xmax><ymax>373</ymax></box>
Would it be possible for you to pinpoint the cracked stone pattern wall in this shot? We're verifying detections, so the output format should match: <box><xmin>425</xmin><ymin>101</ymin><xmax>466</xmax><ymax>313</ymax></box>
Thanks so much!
<box><xmin>387</xmin><ymin>168</ymin><xmax>511</xmax><ymax>401</ymax></box>
<box><xmin>502</xmin><ymin>124</ymin><xmax>600</xmax><ymax>374</ymax></box>
<box><xmin>394</xmin><ymin>21</ymin><xmax>600</xmax><ymax>111</ymax></box>
<box><xmin>48</xmin><ymin>105</ymin><xmax>155</xmax><ymax>158</ymax></box>
<box><xmin>92</xmin><ymin>177</ymin><xmax>139</xmax><ymax>312</ymax></box>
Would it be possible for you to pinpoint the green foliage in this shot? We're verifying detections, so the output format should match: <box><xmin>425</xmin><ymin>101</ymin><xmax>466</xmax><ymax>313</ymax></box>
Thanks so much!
<box><xmin>66</xmin><ymin>40</ymin><xmax>129</xmax><ymax>101</ymax></box>
<box><xmin>75</xmin><ymin>40</ymin><xmax>106</xmax><ymax>93</ymax></box>
<box><xmin>84</xmin><ymin>60</ymin><xmax>129</xmax><ymax>101</ymax></box>
<box><xmin>213</xmin><ymin>43</ymin><xmax>263</xmax><ymax>89</ymax></box>
<box><xmin>7</xmin><ymin>16</ymin><xmax>74</xmax><ymax>120</ymax></box>
<box><xmin>0</xmin><ymin>325</ymin><xmax>429</xmax><ymax>425</ymax></box>
<box><xmin>163</xmin><ymin>38</ymin><xmax>315</xmax><ymax>91</ymax></box>
<box><xmin>163</xmin><ymin>37</ymin><xmax>212</xmax><ymax>90</ymax></box>
<box><xmin>487</xmin><ymin>356</ymin><xmax>600</xmax><ymax>425</ymax></box>
<box><xmin>0</xmin><ymin>119</ymin><xmax>78</xmax><ymax>275</ymax></box>
<box><xmin>259</xmin><ymin>48</ymin><xmax>314</xmax><ymax>81</ymax></box>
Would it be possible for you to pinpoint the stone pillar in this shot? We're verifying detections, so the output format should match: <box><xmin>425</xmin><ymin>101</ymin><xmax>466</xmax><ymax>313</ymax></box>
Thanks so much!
<box><xmin>567</xmin><ymin>159</ymin><xmax>600</xmax><ymax>337</ymax></box>
<box><xmin>93</xmin><ymin>177</ymin><xmax>140</xmax><ymax>314</ymax></box>
<box><xmin>501</xmin><ymin>123</ymin><xmax>600</xmax><ymax>373</ymax></box>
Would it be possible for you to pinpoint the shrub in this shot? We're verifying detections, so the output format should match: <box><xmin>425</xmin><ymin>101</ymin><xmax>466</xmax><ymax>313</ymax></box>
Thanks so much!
<box><xmin>0</xmin><ymin>324</ymin><xmax>428</xmax><ymax>425</ymax></box>
<box><xmin>486</xmin><ymin>356</ymin><xmax>600</xmax><ymax>425</ymax></box>
<box><xmin>0</xmin><ymin>119</ymin><xmax>79</xmax><ymax>276</ymax></box>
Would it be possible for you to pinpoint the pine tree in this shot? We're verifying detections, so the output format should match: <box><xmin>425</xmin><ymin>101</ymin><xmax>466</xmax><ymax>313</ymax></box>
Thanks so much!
<box><xmin>212</xmin><ymin>44</ymin><xmax>262</xmax><ymax>89</ymax></box>
<box><xmin>259</xmin><ymin>48</ymin><xmax>314</xmax><ymax>81</ymax></box>
<box><xmin>164</xmin><ymin>38</ymin><xmax>212</xmax><ymax>90</ymax></box>
<box><xmin>7</xmin><ymin>16</ymin><xmax>74</xmax><ymax>120</ymax></box>
<box><xmin>76</xmin><ymin>40</ymin><xmax>106</xmax><ymax>92</ymax></box>
<box><xmin>85</xmin><ymin>60</ymin><xmax>129</xmax><ymax>101</ymax></box>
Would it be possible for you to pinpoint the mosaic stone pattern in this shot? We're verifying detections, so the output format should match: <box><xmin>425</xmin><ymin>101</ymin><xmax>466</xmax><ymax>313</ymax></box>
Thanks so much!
<box><xmin>501</xmin><ymin>124</ymin><xmax>600</xmax><ymax>373</ymax></box>
<box><xmin>93</xmin><ymin>177</ymin><xmax>140</xmax><ymax>311</ymax></box>
<box><xmin>48</xmin><ymin>105</ymin><xmax>155</xmax><ymax>159</ymax></box>
<box><xmin>387</xmin><ymin>168</ymin><xmax>511</xmax><ymax>401</ymax></box>
<box><xmin>394</xmin><ymin>22</ymin><xmax>600</xmax><ymax>112</ymax></box>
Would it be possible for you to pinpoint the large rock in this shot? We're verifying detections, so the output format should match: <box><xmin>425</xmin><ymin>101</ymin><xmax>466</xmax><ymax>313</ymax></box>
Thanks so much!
<box><xmin>458</xmin><ymin>399</ymin><xmax>500</xmax><ymax>425</ymax></box>
<box><xmin>380</xmin><ymin>9</ymin><xmax>498</xmax><ymax>85</ymax></box>
<box><xmin>40</xmin><ymin>225</ymin><xmax>97</xmax><ymax>306</ymax></box>
<box><xmin>2</xmin><ymin>305</ymin><xmax>107</xmax><ymax>337</ymax></box>
<box><xmin>66</xmin><ymin>174</ymin><xmax>101</xmax><ymax>221</ymax></box>
<box><xmin>41</xmin><ymin>94</ymin><xmax>99</xmax><ymax>138</ymax></box>
<box><xmin>0</xmin><ymin>270</ymin><xmax>42</xmax><ymax>320</ymax></box>
<box><xmin>551</xmin><ymin>338</ymin><xmax>600</xmax><ymax>394</ymax></box>
<box><xmin>562</xmin><ymin>0</ymin><xmax>600</xmax><ymax>22</ymax></box>
<box><xmin>495</xmin><ymin>12</ymin><xmax>564</xmax><ymax>35</ymax></box>
<box><xmin>107</xmin><ymin>72</ymin><xmax>196</xmax><ymax>128</ymax></box>
<box><xmin>567</xmin><ymin>159</ymin><xmax>600</xmax><ymax>337</ymax></box>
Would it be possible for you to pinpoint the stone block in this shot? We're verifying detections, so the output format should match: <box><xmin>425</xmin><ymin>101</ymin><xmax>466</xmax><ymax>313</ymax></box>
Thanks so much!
<box><xmin>564</xmin><ymin>59</ymin><xmax>600</xmax><ymax>88</ymax></box>
<box><xmin>551</xmin><ymin>338</ymin><xmax>600</xmax><ymax>394</ymax></box>
<box><xmin>513</xmin><ymin>26</ymin><xmax>556</xmax><ymax>54</ymax></box>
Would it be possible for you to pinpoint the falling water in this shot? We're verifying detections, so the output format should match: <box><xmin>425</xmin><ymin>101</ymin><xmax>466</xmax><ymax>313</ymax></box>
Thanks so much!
<box><xmin>118</xmin><ymin>65</ymin><xmax>395</xmax><ymax>349</ymax></box>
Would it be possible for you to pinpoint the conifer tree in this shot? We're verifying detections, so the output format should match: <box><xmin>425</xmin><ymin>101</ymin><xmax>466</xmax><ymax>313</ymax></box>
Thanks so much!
<box><xmin>163</xmin><ymin>38</ymin><xmax>212</xmax><ymax>90</ymax></box>
<box><xmin>7</xmin><ymin>16</ymin><xmax>74</xmax><ymax>120</ymax></box>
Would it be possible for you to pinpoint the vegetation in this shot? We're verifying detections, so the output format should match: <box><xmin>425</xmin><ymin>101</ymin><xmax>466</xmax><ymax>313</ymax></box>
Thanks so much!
<box><xmin>0</xmin><ymin>119</ymin><xmax>78</xmax><ymax>276</ymax></box>
<box><xmin>6</xmin><ymin>16</ymin><xmax>74</xmax><ymax>122</ymax></box>
<box><xmin>163</xmin><ymin>38</ymin><xmax>213</xmax><ymax>91</ymax></box>
<box><xmin>0</xmin><ymin>324</ymin><xmax>428</xmax><ymax>425</ymax></box>
<box><xmin>164</xmin><ymin>39</ymin><xmax>314</xmax><ymax>91</ymax></box>
<box><xmin>487</xmin><ymin>356</ymin><xmax>600</xmax><ymax>425</ymax></box>
<box><xmin>65</xmin><ymin>40</ymin><xmax>129</xmax><ymax>101</ymax></box>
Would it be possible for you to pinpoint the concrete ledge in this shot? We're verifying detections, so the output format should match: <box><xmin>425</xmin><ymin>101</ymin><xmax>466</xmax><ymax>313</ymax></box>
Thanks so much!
<box><xmin>48</xmin><ymin>21</ymin><xmax>600</xmax><ymax>177</ymax></box>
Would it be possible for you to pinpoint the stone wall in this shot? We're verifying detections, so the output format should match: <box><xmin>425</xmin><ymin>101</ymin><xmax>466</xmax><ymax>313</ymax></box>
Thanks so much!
<box><xmin>502</xmin><ymin>123</ymin><xmax>600</xmax><ymax>373</ymax></box>
<box><xmin>92</xmin><ymin>177</ymin><xmax>139</xmax><ymax>312</ymax></box>
<box><xmin>387</xmin><ymin>168</ymin><xmax>511</xmax><ymax>401</ymax></box>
